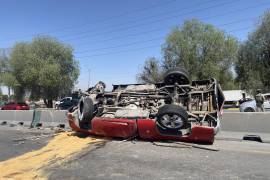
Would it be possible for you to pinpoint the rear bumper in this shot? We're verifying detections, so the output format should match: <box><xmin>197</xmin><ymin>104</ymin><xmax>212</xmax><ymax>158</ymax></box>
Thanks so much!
<box><xmin>68</xmin><ymin>113</ymin><xmax>215</xmax><ymax>144</ymax></box>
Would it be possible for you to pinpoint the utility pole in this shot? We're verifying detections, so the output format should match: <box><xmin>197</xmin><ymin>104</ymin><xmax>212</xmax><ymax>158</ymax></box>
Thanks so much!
<box><xmin>88</xmin><ymin>68</ymin><xmax>91</xmax><ymax>89</ymax></box>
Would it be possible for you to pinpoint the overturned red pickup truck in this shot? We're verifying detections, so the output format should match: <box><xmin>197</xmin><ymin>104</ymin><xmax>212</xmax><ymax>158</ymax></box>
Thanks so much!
<box><xmin>68</xmin><ymin>69</ymin><xmax>225</xmax><ymax>144</ymax></box>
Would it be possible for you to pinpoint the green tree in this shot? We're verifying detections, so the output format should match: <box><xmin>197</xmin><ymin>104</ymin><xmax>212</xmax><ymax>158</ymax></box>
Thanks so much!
<box><xmin>0</xmin><ymin>49</ymin><xmax>19</xmax><ymax>100</ymax></box>
<box><xmin>9</xmin><ymin>36</ymin><xmax>79</xmax><ymax>107</ymax></box>
<box><xmin>137</xmin><ymin>57</ymin><xmax>163</xmax><ymax>83</ymax></box>
<box><xmin>236</xmin><ymin>10</ymin><xmax>270</xmax><ymax>93</ymax></box>
<box><xmin>0</xmin><ymin>49</ymin><xmax>8</xmax><ymax>81</ymax></box>
<box><xmin>1</xmin><ymin>72</ymin><xmax>19</xmax><ymax>100</ymax></box>
<box><xmin>162</xmin><ymin>19</ymin><xmax>238</xmax><ymax>89</ymax></box>
<box><xmin>138</xmin><ymin>19</ymin><xmax>239</xmax><ymax>89</ymax></box>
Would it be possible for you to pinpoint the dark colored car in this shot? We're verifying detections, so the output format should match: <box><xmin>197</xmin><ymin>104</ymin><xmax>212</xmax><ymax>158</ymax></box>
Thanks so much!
<box><xmin>68</xmin><ymin>68</ymin><xmax>225</xmax><ymax>144</ymax></box>
<box><xmin>1</xmin><ymin>102</ymin><xmax>30</xmax><ymax>110</ymax></box>
<box><xmin>58</xmin><ymin>98</ymin><xmax>79</xmax><ymax>110</ymax></box>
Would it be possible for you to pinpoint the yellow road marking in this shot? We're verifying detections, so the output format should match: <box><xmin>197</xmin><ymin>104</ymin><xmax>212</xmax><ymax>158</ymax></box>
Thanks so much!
<box><xmin>0</xmin><ymin>132</ymin><xmax>104</xmax><ymax>180</ymax></box>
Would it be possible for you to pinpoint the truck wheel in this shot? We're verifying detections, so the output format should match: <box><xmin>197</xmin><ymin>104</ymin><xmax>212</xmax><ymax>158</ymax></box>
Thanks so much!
<box><xmin>163</xmin><ymin>68</ymin><xmax>190</xmax><ymax>85</ymax></box>
<box><xmin>156</xmin><ymin>104</ymin><xmax>188</xmax><ymax>130</ymax></box>
<box><xmin>78</xmin><ymin>96</ymin><xmax>94</xmax><ymax>124</ymax></box>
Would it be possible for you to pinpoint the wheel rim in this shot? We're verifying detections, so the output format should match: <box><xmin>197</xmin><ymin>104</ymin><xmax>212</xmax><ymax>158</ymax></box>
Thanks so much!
<box><xmin>160</xmin><ymin>114</ymin><xmax>184</xmax><ymax>129</ymax></box>
<box><xmin>165</xmin><ymin>72</ymin><xmax>190</xmax><ymax>85</ymax></box>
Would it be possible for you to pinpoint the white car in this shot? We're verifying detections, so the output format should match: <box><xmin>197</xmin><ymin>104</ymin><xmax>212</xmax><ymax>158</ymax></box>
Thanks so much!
<box><xmin>239</xmin><ymin>93</ymin><xmax>270</xmax><ymax>112</ymax></box>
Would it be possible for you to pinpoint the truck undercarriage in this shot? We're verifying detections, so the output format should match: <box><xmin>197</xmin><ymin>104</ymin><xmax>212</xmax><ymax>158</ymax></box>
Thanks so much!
<box><xmin>68</xmin><ymin>69</ymin><xmax>225</xmax><ymax>143</ymax></box>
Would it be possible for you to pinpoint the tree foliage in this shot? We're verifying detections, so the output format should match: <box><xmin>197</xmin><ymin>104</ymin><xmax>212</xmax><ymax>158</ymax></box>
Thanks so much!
<box><xmin>236</xmin><ymin>11</ymin><xmax>270</xmax><ymax>93</ymax></box>
<box><xmin>137</xmin><ymin>57</ymin><xmax>163</xmax><ymax>83</ymax></box>
<box><xmin>0</xmin><ymin>49</ymin><xmax>16</xmax><ymax>100</ymax></box>
<box><xmin>9</xmin><ymin>36</ymin><xmax>79</xmax><ymax>107</ymax></box>
<box><xmin>0</xmin><ymin>49</ymin><xmax>9</xmax><ymax>81</ymax></box>
<box><xmin>138</xmin><ymin>19</ymin><xmax>239</xmax><ymax>90</ymax></box>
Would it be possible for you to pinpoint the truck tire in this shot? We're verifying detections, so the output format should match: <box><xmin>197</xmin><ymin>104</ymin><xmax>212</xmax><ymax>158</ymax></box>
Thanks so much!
<box><xmin>78</xmin><ymin>96</ymin><xmax>94</xmax><ymax>124</ymax></box>
<box><xmin>163</xmin><ymin>68</ymin><xmax>190</xmax><ymax>85</ymax></box>
<box><xmin>156</xmin><ymin>104</ymin><xmax>188</xmax><ymax>130</ymax></box>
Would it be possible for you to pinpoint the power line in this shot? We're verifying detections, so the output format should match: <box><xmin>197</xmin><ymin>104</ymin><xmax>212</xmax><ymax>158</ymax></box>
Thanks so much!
<box><xmin>61</xmin><ymin>0</ymin><xmax>238</xmax><ymax>41</ymax></box>
<box><xmin>0</xmin><ymin>0</ymin><xmax>178</xmax><ymax>41</ymax></box>
<box><xmin>75</xmin><ymin>16</ymin><xmax>257</xmax><ymax>54</ymax></box>
<box><xmin>227</xmin><ymin>26</ymin><xmax>254</xmax><ymax>33</ymax></box>
<box><xmin>1</xmin><ymin>0</ymin><xmax>235</xmax><ymax>42</ymax></box>
<box><xmin>64</xmin><ymin>0</ymin><xmax>268</xmax><ymax>44</ymax></box>
<box><xmin>75</xmin><ymin>26</ymin><xmax>254</xmax><ymax>59</ymax></box>
<box><xmin>77</xmin><ymin>36</ymin><xmax>164</xmax><ymax>54</ymax></box>
<box><xmin>76</xmin><ymin>44</ymin><xmax>161</xmax><ymax>59</ymax></box>
<box><xmin>58</xmin><ymin>0</ymin><xmax>218</xmax><ymax>39</ymax></box>
<box><xmin>0</xmin><ymin>17</ymin><xmax>260</xmax><ymax>55</ymax></box>
<box><xmin>2</xmin><ymin>0</ymin><xmax>264</xmax><ymax>45</ymax></box>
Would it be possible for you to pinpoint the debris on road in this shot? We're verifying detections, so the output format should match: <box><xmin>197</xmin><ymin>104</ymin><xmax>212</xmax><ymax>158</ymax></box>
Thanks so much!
<box><xmin>0</xmin><ymin>132</ymin><xmax>105</xmax><ymax>180</ymax></box>
<box><xmin>243</xmin><ymin>134</ymin><xmax>263</xmax><ymax>143</ymax></box>
<box><xmin>0</xmin><ymin>121</ymin><xmax>7</xmax><ymax>125</ymax></box>
<box><xmin>153</xmin><ymin>141</ymin><xmax>220</xmax><ymax>151</ymax></box>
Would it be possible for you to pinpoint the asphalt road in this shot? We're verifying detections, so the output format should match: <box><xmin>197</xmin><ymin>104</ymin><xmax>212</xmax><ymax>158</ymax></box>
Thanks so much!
<box><xmin>0</xmin><ymin>125</ymin><xmax>54</xmax><ymax>162</ymax></box>
<box><xmin>1</xmin><ymin>125</ymin><xmax>270</xmax><ymax>180</ymax></box>
<box><xmin>47</xmin><ymin>139</ymin><xmax>270</xmax><ymax>180</ymax></box>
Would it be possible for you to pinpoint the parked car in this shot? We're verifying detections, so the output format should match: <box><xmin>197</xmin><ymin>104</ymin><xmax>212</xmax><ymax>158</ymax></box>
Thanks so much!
<box><xmin>239</xmin><ymin>93</ymin><xmax>270</xmax><ymax>112</ymax></box>
<box><xmin>68</xmin><ymin>68</ymin><xmax>225</xmax><ymax>144</ymax></box>
<box><xmin>238</xmin><ymin>97</ymin><xmax>253</xmax><ymax>105</ymax></box>
<box><xmin>1</xmin><ymin>102</ymin><xmax>30</xmax><ymax>110</ymax></box>
<box><xmin>58</xmin><ymin>98</ymin><xmax>79</xmax><ymax>110</ymax></box>
<box><xmin>55</xmin><ymin>97</ymin><xmax>72</xmax><ymax>109</ymax></box>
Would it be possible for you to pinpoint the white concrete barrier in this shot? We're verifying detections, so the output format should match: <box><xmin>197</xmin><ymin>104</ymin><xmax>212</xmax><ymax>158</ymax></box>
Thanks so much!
<box><xmin>0</xmin><ymin>110</ymin><xmax>270</xmax><ymax>133</ymax></box>
<box><xmin>0</xmin><ymin>110</ymin><xmax>34</xmax><ymax>126</ymax></box>
<box><xmin>38</xmin><ymin>110</ymin><xmax>67</xmax><ymax>127</ymax></box>
<box><xmin>0</xmin><ymin>109</ymin><xmax>68</xmax><ymax>127</ymax></box>
<box><xmin>221</xmin><ymin>112</ymin><xmax>270</xmax><ymax>133</ymax></box>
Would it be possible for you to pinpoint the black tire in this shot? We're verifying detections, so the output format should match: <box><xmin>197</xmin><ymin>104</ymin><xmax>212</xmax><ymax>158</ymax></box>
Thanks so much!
<box><xmin>78</xmin><ymin>96</ymin><xmax>94</xmax><ymax>123</ymax></box>
<box><xmin>244</xmin><ymin>107</ymin><xmax>255</xmax><ymax>112</ymax></box>
<box><xmin>163</xmin><ymin>68</ymin><xmax>190</xmax><ymax>85</ymax></box>
<box><xmin>156</xmin><ymin>104</ymin><xmax>188</xmax><ymax>130</ymax></box>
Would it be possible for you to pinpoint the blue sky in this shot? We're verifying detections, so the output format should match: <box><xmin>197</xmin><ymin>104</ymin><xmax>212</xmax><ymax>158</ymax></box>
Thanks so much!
<box><xmin>1</xmin><ymin>0</ymin><xmax>270</xmax><ymax>92</ymax></box>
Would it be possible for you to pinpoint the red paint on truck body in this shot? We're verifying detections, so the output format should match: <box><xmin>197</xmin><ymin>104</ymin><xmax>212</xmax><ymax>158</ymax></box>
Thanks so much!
<box><xmin>68</xmin><ymin>114</ymin><xmax>215</xmax><ymax>144</ymax></box>
<box><xmin>137</xmin><ymin>119</ymin><xmax>214</xmax><ymax>143</ymax></box>
<box><xmin>91</xmin><ymin>118</ymin><xmax>137</xmax><ymax>138</ymax></box>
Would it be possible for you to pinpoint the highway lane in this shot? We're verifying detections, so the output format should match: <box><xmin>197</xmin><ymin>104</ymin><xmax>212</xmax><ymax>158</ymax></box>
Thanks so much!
<box><xmin>0</xmin><ymin>125</ymin><xmax>270</xmax><ymax>180</ymax></box>
<box><xmin>0</xmin><ymin>126</ymin><xmax>53</xmax><ymax>162</ymax></box>
<box><xmin>48</xmin><ymin>137</ymin><xmax>270</xmax><ymax>180</ymax></box>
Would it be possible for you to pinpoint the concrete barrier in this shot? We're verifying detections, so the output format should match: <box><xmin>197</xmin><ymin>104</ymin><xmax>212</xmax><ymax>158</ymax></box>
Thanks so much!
<box><xmin>0</xmin><ymin>110</ymin><xmax>34</xmax><ymax>126</ymax></box>
<box><xmin>221</xmin><ymin>112</ymin><xmax>270</xmax><ymax>133</ymax></box>
<box><xmin>38</xmin><ymin>110</ymin><xmax>67</xmax><ymax>127</ymax></box>
<box><xmin>0</xmin><ymin>110</ymin><xmax>270</xmax><ymax>133</ymax></box>
<box><xmin>0</xmin><ymin>109</ymin><xmax>68</xmax><ymax>128</ymax></box>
